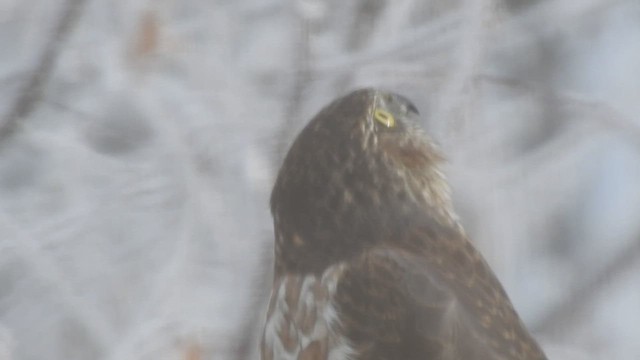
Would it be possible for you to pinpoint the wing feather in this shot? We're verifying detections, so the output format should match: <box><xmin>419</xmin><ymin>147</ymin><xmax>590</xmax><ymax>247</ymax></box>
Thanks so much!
<box><xmin>334</xmin><ymin>226</ymin><xmax>547</xmax><ymax>360</ymax></box>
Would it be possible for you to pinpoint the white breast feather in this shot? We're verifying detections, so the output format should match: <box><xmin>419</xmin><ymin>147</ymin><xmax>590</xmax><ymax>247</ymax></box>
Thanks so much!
<box><xmin>261</xmin><ymin>264</ymin><xmax>354</xmax><ymax>360</ymax></box>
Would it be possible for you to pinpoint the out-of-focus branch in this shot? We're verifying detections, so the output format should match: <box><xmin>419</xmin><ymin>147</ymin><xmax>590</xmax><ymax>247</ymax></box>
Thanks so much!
<box><xmin>314</xmin><ymin>11</ymin><xmax>461</xmax><ymax>73</ymax></box>
<box><xmin>233</xmin><ymin>4</ymin><xmax>316</xmax><ymax>360</ymax></box>
<box><xmin>274</xmin><ymin>6</ymin><xmax>312</xmax><ymax>161</ymax></box>
<box><xmin>0</xmin><ymin>0</ymin><xmax>88</xmax><ymax>144</ymax></box>
<box><xmin>310</xmin><ymin>0</ymin><xmax>625</xmax><ymax>78</ymax></box>
<box><xmin>477</xmin><ymin>73</ymin><xmax>640</xmax><ymax>144</ymax></box>
<box><xmin>496</xmin><ymin>0</ymin><xmax>627</xmax><ymax>47</ymax></box>
<box><xmin>0</xmin><ymin>212</ymin><xmax>114</xmax><ymax>351</ymax></box>
<box><xmin>438</xmin><ymin>72</ymin><xmax>640</xmax><ymax>202</ymax></box>
<box><xmin>532</xmin><ymin>235</ymin><xmax>640</xmax><ymax>334</ymax></box>
<box><xmin>232</xmin><ymin>239</ymin><xmax>273</xmax><ymax>360</ymax></box>
<box><xmin>432</xmin><ymin>0</ymin><xmax>491</xmax><ymax>138</ymax></box>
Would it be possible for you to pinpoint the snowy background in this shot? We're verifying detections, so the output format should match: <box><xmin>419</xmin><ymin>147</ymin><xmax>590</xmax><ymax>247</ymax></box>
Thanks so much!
<box><xmin>1</xmin><ymin>0</ymin><xmax>640</xmax><ymax>359</ymax></box>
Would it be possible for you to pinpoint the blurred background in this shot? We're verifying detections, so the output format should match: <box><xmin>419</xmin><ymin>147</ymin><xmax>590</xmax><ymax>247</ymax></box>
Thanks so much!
<box><xmin>1</xmin><ymin>0</ymin><xmax>639</xmax><ymax>359</ymax></box>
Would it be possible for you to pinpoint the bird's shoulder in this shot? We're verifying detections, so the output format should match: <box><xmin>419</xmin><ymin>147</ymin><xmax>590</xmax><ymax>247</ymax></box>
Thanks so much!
<box><xmin>333</xmin><ymin>227</ymin><xmax>546</xmax><ymax>360</ymax></box>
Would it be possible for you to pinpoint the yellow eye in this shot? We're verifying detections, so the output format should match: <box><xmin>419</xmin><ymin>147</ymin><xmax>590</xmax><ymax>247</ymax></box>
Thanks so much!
<box><xmin>374</xmin><ymin>108</ymin><xmax>396</xmax><ymax>128</ymax></box>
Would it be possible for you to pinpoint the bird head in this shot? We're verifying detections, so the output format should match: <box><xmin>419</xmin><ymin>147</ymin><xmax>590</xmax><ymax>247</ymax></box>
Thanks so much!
<box><xmin>271</xmin><ymin>88</ymin><xmax>458</xmax><ymax>274</ymax></box>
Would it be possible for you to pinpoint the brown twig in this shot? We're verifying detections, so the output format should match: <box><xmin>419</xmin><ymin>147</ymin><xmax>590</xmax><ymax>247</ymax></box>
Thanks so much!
<box><xmin>0</xmin><ymin>0</ymin><xmax>88</xmax><ymax>143</ymax></box>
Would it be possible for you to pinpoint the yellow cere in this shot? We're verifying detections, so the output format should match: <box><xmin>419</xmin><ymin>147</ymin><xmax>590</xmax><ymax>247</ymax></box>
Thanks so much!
<box><xmin>373</xmin><ymin>108</ymin><xmax>396</xmax><ymax>128</ymax></box>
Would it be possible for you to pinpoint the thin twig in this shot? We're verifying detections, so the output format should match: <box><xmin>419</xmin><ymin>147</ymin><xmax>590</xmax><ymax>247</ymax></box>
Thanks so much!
<box><xmin>0</xmin><ymin>0</ymin><xmax>88</xmax><ymax>143</ymax></box>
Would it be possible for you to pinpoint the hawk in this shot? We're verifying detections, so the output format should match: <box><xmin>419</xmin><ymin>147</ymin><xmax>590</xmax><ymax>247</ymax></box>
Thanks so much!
<box><xmin>261</xmin><ymin>89</ymin><xmax>548</xmax><ymax>360</ymax></box>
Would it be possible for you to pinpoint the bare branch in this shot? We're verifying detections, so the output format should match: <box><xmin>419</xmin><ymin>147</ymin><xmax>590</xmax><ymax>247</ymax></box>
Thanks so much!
<box><xmin>532</xmin><ymin>235</ymin><xmax>640</xmax><ymax>334</ymax></box>
<box><xmin>314</xmin><ymin>11</ymin><xmax>462</xmax><ymax>73</ymax></box>
<box><xmin>274</xmin><ymin>15</ymin><xmax>312</xmax><ymax>162</ymax></box>
<box><xmin>477</xmin><ymin>73</ymin><xmax>640</xmax><ymax>144</ymax></box>
<box><xmin>232</xmin><ymin>240</ymin><xmax>273</xmax><ymax>360</ymax></box>
<box><xmin>0</xmin><ymin>0</ymin><xmax>88</xmax><ymax>143</ymax></box>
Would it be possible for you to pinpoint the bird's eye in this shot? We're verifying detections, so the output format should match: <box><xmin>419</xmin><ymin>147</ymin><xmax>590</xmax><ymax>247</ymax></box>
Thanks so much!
<box><xmin>374</xmin><ymin>108</ymin><xmax>396</xmax><ymax>128</ymax></box>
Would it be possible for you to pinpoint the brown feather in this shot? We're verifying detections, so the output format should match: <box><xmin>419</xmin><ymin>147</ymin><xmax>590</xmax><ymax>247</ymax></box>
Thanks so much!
<box><xmin>263</xmin><ymin>89</ymin><xmax>548</xmax><ymax>360</ymax></box>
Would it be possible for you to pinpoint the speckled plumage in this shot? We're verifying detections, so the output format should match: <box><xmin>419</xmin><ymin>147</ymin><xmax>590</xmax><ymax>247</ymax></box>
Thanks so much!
<box><xmin>262</xmin><ymin>89</ymin><xmax>548</xmax><ymax>360</ymax></box>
